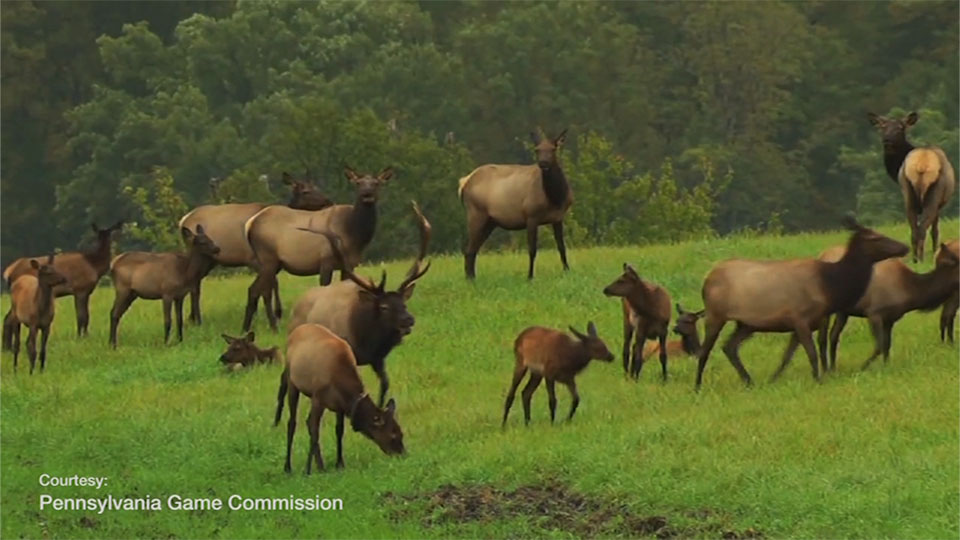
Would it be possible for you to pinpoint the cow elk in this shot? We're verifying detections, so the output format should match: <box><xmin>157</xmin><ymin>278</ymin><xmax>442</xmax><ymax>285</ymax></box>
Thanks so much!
<box><xmin>243</xmin><ymin>166</ymin><xmax>393</xmax><ymax>332</ymax></box>
<box><xmin>108</xmin><ymin>225</ymin><xmax>220</xmax><ymax>348</ymax></box>
<box><xmin>219</xmin><ymin>331</ymin><xmax>279</xmax><ymax>369</ymax></box>
<box><xmin>642</xmin><ymin>304</ymin><xmax>705</xmax><ymax>361</ymax></box>
<box><xmin>602</xmin><ymin>264</ymin><xmax>673</xmax><ymax>381</ymax></box>
<box><xmin>275</xmin><ymin>323</ymin><xmax>404</xmax><ymax>473</ymax></box>
<box><xmin>458</xmin><ymin>128</ymin><xmax>573</xmax><ymax>280</ymax></box>
<box><xmin>502</xmin><ymin>322</ymin><xmax>613</xmax><ymax>427</ymax></box>
<box><xmin>938</xmin><ymin>240</ymin><xmax>959</xmax><ymax>343</ymax></box>
<box><xmin>8</xmin><ymin>255</ymin><xmax>67</xmax><ymax>373</ymax></box>
<box><xmin>288</xmin><ymin>202</ymin><xmax>431</xmax><ymax>406</ymax></box>
<box><xmin>694</xmin><ymin>217</ymin><xmax>908</xmax><ymax>390</ymax></box>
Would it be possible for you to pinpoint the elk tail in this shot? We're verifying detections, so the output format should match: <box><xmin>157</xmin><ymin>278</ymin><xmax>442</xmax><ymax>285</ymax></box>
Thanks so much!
<box><xmin>244</xmin><ymin>209</ymin><xmax>266</xmax><ymax>267</ymax></box>
<box><xmin>274</xmin><ymin>367</ymin><xmax>289</xmax><ymax>427</ymax></box>
<box><xmin>457</xmin><ymin>174</ymin><xmax>471</xmax><ymax>205</ymax></box>
<box><xmin>904</xmin><ymin>149</ymin><xmax>942</xmax><ymax>206</ymax></box>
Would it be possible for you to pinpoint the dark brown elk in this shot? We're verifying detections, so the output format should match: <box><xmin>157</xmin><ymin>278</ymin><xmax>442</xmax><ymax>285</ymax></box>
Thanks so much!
<box><xmin>868</xmin><ymin>112</ymin><xmax>956</xmax><ymax>261</ymax></box>
<box><xmin>502</xmin><ymin>322</ymin><xmax>613</xmax><ymax>427</ymax></box>
<box><xmin>642</xmin><ymin>304</ymin><xmax>704</xmax><ymax>361</ymax></box>
<box><xmin>274</xmin><ymin>323</ymin><xmax>404</xmax><ymax>473</ymax></box>
<box><xmin>219</xmin><ymin>331</ymin><xmax>279</xmax><ymax>369</ymax></box>
<box><xmin>602</xmin><ymin>264</ymin><xmax>673</xmax><ymax>381</ymax></box>
<box><xmin>937</xmin><ymin>240</ymin><xmax>959</xmax><ymax>342</ymax></box>
<box><xmin>288</xmin><ymin>202</ymin><xmax>431</xmax><ymax>406</ymax></box>
<box><xmin>694</xmin><ymin>217</ymin><xmax>908</xmax><ymax>390</ymax></box>
<box><xmin>816</xmin><ymin>240</ymin><xmax>960</xmax><ymax>370</ymax></box>
<box><xmin>458</xmin><ymin>128</ymin><xmax>573</xmax><ymax>280</ymax></box>
<box><xmin>179</xmin><ymin>172</ymin><xmax>332</xmax><ymax>325</ymax></box>
<box><xmin>2</xmin><ymin>221</ymin><xmax>124</xmax><ymax>347</ymax></box>
<box><xmin>108</xmin><ymin>225</ymin><xmax>220</xmax><ymax>348</ymax></box>
<box><xmin>8</xmin><ymin>255</ymin><xmax>67</xmax><ymax>374</ymax></box>
<box><xmin>242</xmin><ymin>166</ymin><xmax>393</xmax><ymax>332</ymax></box>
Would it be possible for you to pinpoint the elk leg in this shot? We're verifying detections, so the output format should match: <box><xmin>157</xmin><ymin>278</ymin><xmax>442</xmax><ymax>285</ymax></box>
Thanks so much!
<box><xmin>525</xmin><ymin>221</ymin><xmax>539</xmax><ymax>280</ymax></box>
<box><xmin>931</xmin><ymin>215</ymin><xmax>940</xmax><ymax>257</ymax></box>
<box><xmin>860</xmin><ymin>316</ymin><xmax>885</xmax><ymax>371</ymax></box>
<box><xmin>658</xmin><ymin>332</ymin><xmax>668</xmax><ymax>382</ymax></box>
<box><xmin>882</xmin><ymin>319</ymin><xmax>895</xmax><ymax>362</ymax></box>
<box><xmin>502</xmin><ymin>364</ymin><xmax>528</xmax><ymax>428</ymax></box>
<box><xmin>39</xmin><ymin>325</ymin><xmax>50</xmax><ymax>371</ymax></box>
<box><xmin>631</xmin><ymin>322</ymin><xmax>647</xmax><ymax>380</ymax></box>
<box><xmin>566</xmin><ymin>381</ymin><xmax>580</xmax><ymax>421</ymax></box>
<box><xmin>374</xmin><ymin>364</ymin><xmax>389</xmax><ymax>408</ymax></box>
<box><xmin>189</xmin><ymin>282</ymin><xmax>202</xmax><ymax>325</ymax></box>
<box><xmin>109</xmin><ymin>290</ymin><xmax>136</xmax><ymax>349</ymax></box>
<box><xmin>521</xmin><ymin>373</ymin><xmax>543</xmax><ymax>425</ymax></box>
<box><xmin>903</xmin><ymin>187</ymin><xmax>920</xmax><ymax>262</ymax></box>
<box><xmin>319</xmin><ymin>269</ymin><xmax>334</xmax><ymax>286</ymax></box>
<box><xmin>284</xmin><ymin>386</ymin><xmax>300</xmax><ymax>473</ymax></box>
<box><xmin>828</xmin><ymin>313</ymin><xmax>849</xmax><ymax>371</ymax></box>
<box><xmin>721</xmin><ymin>323</ymin><xmax>754</xmax><ymax>386</ymax></box>
<box><xmin>2</xmin><ymin>309</ymin><xmax>13</xmax><ymax>351</ymax></box>
<box><xmin>261</xmin><ymin>274</ymin><xmax>279</xmax><ymax>332</ymax></box>
<box><xmin>464</xmin><ymin>216</ymin><xmax>495</xmax><ymax>280</ymax></box>
<box><xmin>795</xmin><ymin>325</ymin><xmax>820</xmax><ymax>382</ymax></box>
<box><xmin>695</xmin><ymin>317</ymin><xmax>726</xmax><ymax>391</ymax></box>
<box><xmin>816</xmin><ymin>318</ymin><xmax>829</xmax><ymax>373</ymax></box>
<box><xmin>74</xmin><ymin>292</ymin><xmax>91</xmax><ymax>337</ymax></box>
<box><xmin>305</xmin><ymin>401</ymin><xmax>324</xmax><ymax>475</ymax></box>
<box><xmin>174</xmin><ymin>296</ymin><xmax>184</xmax><ymax>342</ymax></box>
<box><xmin>26</xmin><ymin>325</ymin><xmax>38</xmax><ymax>374</ymax></box>
<box><xmin>273</xmin><ymin>281</ymin><xmax>283</xmax><ymax>320</ymax></box>
<box><xmin>545</xmin><ymin>379</ymin><xmax>557</xmax><ymax>423</ymax></box>
<box><xmin>11</xmin><ymin>321</ymin><xmax>21</xmax><ymax>372</ymax></box>
<box><xmin>942</xmin><ymin>296</ymin><xmax>958</xmax><ymax>343</ymax></box>
<box><xmin>162</xmin><ymin>296</ymin><xmax>173</xmax><ymax>343</ymax></box>
<box><xmin>335</xmin><ymin>412</ymin><xmax>346</xmax><ymax>469</ymax></box>
<box><xmin>551</xmin><ymin>221</ymin><xmax>570</xmax><ymax>271</ymax></box>
<box><xmin>770</xmin><ymin>333</ymin><xmax>800</xmax><ymax>382</ymax></box>
<box><xmin>621</xmin><ymin>318</ymin><xmax>635</xmax><ymax>375</ymax></box>
<box><xmin>242</xmin><ymin>273</ymin><xmax>265</xmax><ymax>333</ymax></box>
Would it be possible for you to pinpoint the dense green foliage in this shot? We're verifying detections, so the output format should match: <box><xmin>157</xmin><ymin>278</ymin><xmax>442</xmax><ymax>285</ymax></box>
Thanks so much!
<box><xmin>2</xmin><ymin>222</ymin><xmax>957</xmax><ymax>538</ymax></box>
<box><xmin>1</xmin><ymin>1</ymin><xmax>958</xmax><ymax>263</ymax></box>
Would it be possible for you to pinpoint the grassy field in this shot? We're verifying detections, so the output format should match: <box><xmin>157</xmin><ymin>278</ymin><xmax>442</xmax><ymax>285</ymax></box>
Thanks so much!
<box><xmin>1</xmin><ymin>221</ymin><xmax>958</xmax><ymax>539</ymax></box>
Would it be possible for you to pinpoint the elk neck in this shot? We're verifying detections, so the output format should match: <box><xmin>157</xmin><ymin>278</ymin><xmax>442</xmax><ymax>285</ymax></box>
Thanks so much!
<box><xmin>680</xmin><ymin>329</ymin><xmax>701</xmax><ymax>356</ymax></box>
<box><xmin>182</xmin><ymin>249</ymin><xmax>217</xmax><ymax>285</ymax></box>
<box><xmin>84</xmin><ymin>234</ymin><xmax>114</xmax><ymax>275</ymax></box>
<box><xmin>820</xmin><ymin>239</ymin><xmax>874</xmax><ymax>312</ymax></box>
<box><xmin>883</xmin><ymin>137</ymin><xmax>914</xmax><ymax>182</ymax></box>
<box><xmin>906</xmin><ymin>265</ymin><xmax>960</xmax><ymax>312</ymax></box>
<box><xmin>35</xmin><ymin>279</ymin><xmax>56</xmax><ymax>318</ymax></box>
<box><xmin>347</xmin><ymin>199</ymin><xmax>378</xmax><ymax>249</ymax></box>
<box><xmin>348</xmin><ymin>304</ymin><xmax>401</xmax><ymax>367</ymax></box>
<box><xmin>540</xmin><ymin>161</ymin><xmax>569</xmax><ymax>208</ymax></box>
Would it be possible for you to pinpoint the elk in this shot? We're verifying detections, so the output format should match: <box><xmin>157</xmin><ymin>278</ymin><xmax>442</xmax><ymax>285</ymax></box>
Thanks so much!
<box><xmin>641</xmin><ymin>304</ymin><xmax>705</xmax><ymax>361</ymax></box>
<box><xmin>694</xmin><ymin>217</ymin><xmax>909</xmax><ymax>390</ymax></box>
<box><xmin>3</xmin><ymin>221</ymin><xmax>124</xmax><ymax>347</ymax></box>
<box><xmin>458</xmin><ymin>128</ymin><xmax>573</xmax><ymax>280</ymax></box>
<box><xmin>816</xmin><ymin>240</ymin><xmax>960</xmax><ymax>371</ymax></box>
<box><xmin>108</xmin><ymin>225</ymin><xmax>220</xmax><ymax>348</ymax></box>
<box><xmin>218</xmin><ymin>331</ymin><xmax>279</xmax><ymax>369</ymax></box>
<box><xmin>274</xmin><ymin>323</ymin><xmax>404</xmax><ymax>473</ymax></box>
<box><xmin>242</xmin><ymin>166</ymin><xmax>393</xmax><ymax>332</ymax></box>
<box><xmin>602</xmin><ymin>264</ymin><xmax>673</xmax><ymax>381</ymax></box>
<box><xmin>938</xmin><ymin>240</ymin><xmax>959</xmax><ymax>343</ymax></box>
<box><xmin>502</xmin><ymin>322</ymin><xmax>613</xmax><ymax>427</ymax></box>
<box><xmin>8</xmin><ymin>255</ymin><xmax>67</xmax><ymax>374</ymax></box>
<box><xmin>288</xmin><ymin>202</ymin><xmax>431</xmax><ymax>407</ymax></box>
<box><xmin>178</xmin><ymin>172</ymin><xmax>332</xmax><ymax>325</ymax></box>
<box><xmin>868</xmin><ymin>112</ymin><xmax>956</xmax><ymax>261</ymax></box>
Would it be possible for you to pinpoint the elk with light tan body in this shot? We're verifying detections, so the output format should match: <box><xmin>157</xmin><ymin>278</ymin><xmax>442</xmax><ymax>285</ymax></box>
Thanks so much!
<box><xmin>458</xmin><ymin>128</ymin><xmax>573</xmax><ymax>279</ymax></box>
<box><xmin>218</xmin><ymin>331</ymin><xmax>279</xmax><ymax>369</ymax></box>
<box><xmin>642</xmin><ymin>304</ymin><xmax>704</xmax><ymax>361</ymax></box>
<box><xmin>602</xmin><ymin>264</ymin><xmax>673</xmax><ymax>381</ymax></box>
<box><xmin>694</xmin><ymin>218</ymin><xmax>909</xmax><ymax>390</ymax></box>
<box><xmin>937</xmin><ymin>240</ymin><xmax>959</xmax><ymax>343</ymax></box>
<box><xmin>108</xmin><ymin>225</ymin><xmax>220</xmax><ymax>348</ymax></box>
<box><xmin>179</xmin><ymin>172</ymin><xmax>332</xmax><ymax>325</ymax></box>
<box><xmin>502</xmin><ymin>322</ymin><xmax>614</xmax><ymax>427</ymax></box>
<box><xmin>8</xmin><ymin>255</ymin><xmax>67</xmax><ymax>373</ymax></box>
<box><xmin>275</xmin><ymin>323</ymin><xmax>404</xmax><ymax>473</ymax></box>
<box><xmin>242</xmin><ymin>167</ymin><xmax>392</xmax><ymax>332</ymax></box>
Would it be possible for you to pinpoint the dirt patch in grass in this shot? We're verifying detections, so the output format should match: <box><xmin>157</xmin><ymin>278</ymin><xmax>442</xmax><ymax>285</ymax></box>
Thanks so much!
<box><xmin>384</xmin><ymin>482</ymin><xmax>762</xmax><ymax>538</ymax></box>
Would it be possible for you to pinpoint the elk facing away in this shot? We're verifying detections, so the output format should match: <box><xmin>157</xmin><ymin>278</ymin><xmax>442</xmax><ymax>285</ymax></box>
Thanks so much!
<box><xmin>458</xmin><ymin>128</ymin><xmax>573</xmax><ymax>280</ymax></box>
<box><xmin>8</xmin><ymin>255</ymin><xmax>67</xmax><ymax>373</ymax></box>
<box><xmin>694</xmin><ymin>218</ymin><xmax>908</xmax><ymax>390</ymax></box>
<box><xmin>602</xmin><ymin>264</ymin><xmax>673</xmax><ymax>381</ymax></box>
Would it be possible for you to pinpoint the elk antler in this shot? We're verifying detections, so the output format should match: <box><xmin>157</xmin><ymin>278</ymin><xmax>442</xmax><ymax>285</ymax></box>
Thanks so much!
<box><xmin>295</xmin><ymin>228</ymin><xmax>380</xmax><ymax>293</ymax></box>
<box><xmin>399</xmin><ymin>201</ymin><xmax>432</xmax><ymax>291</ymax></box>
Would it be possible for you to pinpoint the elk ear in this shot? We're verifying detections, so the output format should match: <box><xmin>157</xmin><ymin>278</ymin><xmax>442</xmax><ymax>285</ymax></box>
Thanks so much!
<box><xmin>30</xmin><ymin>259</ymin><xmax>40</xmax><ymax>270</ymax></box>
<box><xmin>401</xmin><ymin>283</ymin><xmax>416</xmax><ymax>300</ymax></box>
<box><xmin>195</xmin><ymin>224</ymin><xmax>205</xmax><ymax>235</ymax></box>
<box><xmin>47</xmin><ymin>253</ymin><xmax>55</xmax><ymax>264</ymax></box>
<box><xmin>529</xmin><ymin>131</ymin><xmax>540</xmax><ymax>145</ymax></box>
<box><xmin>554</xmin><ymin>128</ymin><xmax>568</xmax><ymax>146</ymax></box>
<box><xmin>693</xmin><ymin>309</ymin><xmax>706</xmax><ymax>318</ymax></box>
<box><xmin>377</xmin><ymin>167</ymin><xmax>394</xmax><ymax>182</ymax></box>
<box><xmin>905</xmin><ymin>111</ymin><xmax>918</xmax><ymax>126</ymax></box>
<box><xmin>244</xmin><ymin>331</ymin><xmax>255</xmax><ymax>342</ymax></box>
<box><xmin>568</xmin><ymin>326</ymin><xmax>587</xmax><ymax>341</ymax></box>
<box><xmin>587</xmin><ymin>321</ymin><xmax>598</xmax><ymax>338</ymax></box>
<box><xmin>221</xmin><ymin>333</ymin><xmax>235</xmax><ymax>344</ymax></box>
<box><xmin>91</xmin><ymin>222</ymin><xmax>99</xmax><ymax>233</ymax></box>
<box><xmin>867</xmin><ymin>112</ymin><xmax>881</xmax><ymax>127</ymax></box>
<box><xmin>344</xmin><ymin>166</ymin><xmax>360</xmax><ymax>182</ymax></box>
<box><xmin>111</xmin><ymin>220</ymin><xmax>124</xmax><ymax>231</ymax></box>
<box><xmin>675</xmin><ymin>303</ymin><xmax>684</xmax><ymax>315</ymax></box>
<box><xmin>357</xmin><ymin>288</ymin><xmax>377</xmax><ymax>302</ymax></box>
<box><xmin>181</xmin><ymin>227</ymin><xmax>194</xmax><ymax>243</ymax></box>
<box><xmin>282</xmin><ymin>172</ymin><xmax>293</xmax><ymax>185</ymax></box>
<box><xmin>385</xmin><ymin>398</ymin><xmax>396</xmax><ymax>416</ymax></box>
<box><xmin>841</xmin><ymin>215</ymin><xmax>862</xmax><ymax>232</ymax></box>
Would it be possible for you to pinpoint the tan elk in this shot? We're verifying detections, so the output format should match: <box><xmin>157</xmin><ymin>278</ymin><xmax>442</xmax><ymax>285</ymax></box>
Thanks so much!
<box><xmin>502</xmin><ymin>322</ymin><xmax>614</xmax><ymax>427</ymax></box>
<box><xmin>458</xmin><ymin>128</ymin><xmax>573</xmax><ymax>279</ymax></box>
<box><xmin>693</xmin><ymin>217</ymin><xmax>908</xmax><ymax>390</ymax></box>
<box><xmin>242</xmin><ymin>166</ymin><xmax>393</xmax><ymax>332</ymax></box>
<box><xmin>275</xmin><ymin>323</ymin><xmax>404</xmax><ymax>473</ymax></box>
<box><xmin>938</xmin><ymin>240</ymin><xmax>959</xmax><ymax>343</ymax></box>
<box><xmin>602</xmin><ymin>264</ymin><xmax>672</xmax><ymax>381</ymax></box>
<box><xmin>178</xmin><ymin>172</ymin><xmax>332</xmax><ymax>325</ymax></box>
<box><xmin>3</xmin><ymin>221</ymin><xmax>124</xmax><ymax>347</ymax></box>
<box><xmin>868</xmin><ymin>112</ymin><xmax>956</xmax><ymax>261</ymax></box>
<box><xmin>108</xmin><ymin>225</ymin><xmax>220</xmax><ymax>348</ymax></box>
<box><xmin>8</xmin><ymin>255</ymin><xmax>67</xmax><ymax>373</ymax></box>
<box><xmin>219</xmin><ymin>331</ymin><xmax>279</xmax><ymax>369</ymax></box>
<box><xmin>288</xmin><ymin>202</ymin><xmax>431</xmax><ymax>406</ymax></box>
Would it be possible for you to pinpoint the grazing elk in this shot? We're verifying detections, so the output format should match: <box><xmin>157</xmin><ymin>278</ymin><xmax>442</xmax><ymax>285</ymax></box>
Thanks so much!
<box><xmin>602</xmin><ymin>264</ymin><xmax>673</xmax><ymax>381</ymax></box>
<box><xmin>938</xmin><ymin>240</ymin><xmax>959</xmax><ymax>343</ymax></box>
<box><xmin>275</xmin><ymin>323</ymin><xmax>404</xmax><ymax>473</ymax></box>
<box><xmin>108</xmin><ymin>225</ymin><xmax>220</xmax><ymax>348</ymax></box>
<box><xmin>219</xmin><ymin>331</ymin><xmax>279</xmax><ymax>369</ymax></box>
<box><xmin>694</xmin><ymin>217</ymin><xmax>908</xmax><ymax>390</ymax></box>
<box><xmin>502</xmin><ymin>322</ymin><xmax>614</xmax><ymax>427</ymax></box>
<box><xmin>242</xmin><ymin>166</ymin><xmax>393</xmax><ymax>332</ymax></box>
<box><xmin>3</xmin><ymin>221</ymin><xmax>124</xmax><ymax>347</ymax></box>
<box><xmin>179</xmin><ymin>172</ymin><xmax>333</xmax><ymax>325</ymax></box>
<box><xmin>868</xmin><ymin>111</ymin><xmax>956</xmax><ymax>261</ymax></box>
<box><xmin>458</xmin><ymin>128</ymin><xmax>573</xmax><ymax>280</ymax></box>
<box><xmin>642</xmin><ymin>304</ymin><xmax>705</xmax><ymax>361</ymax></box>
<box><xmin>816</xmin><ymin>240</ymin><xmax>960</xmax><ymax>371</ymax></box>
<box><xmin>288</xmin><ymin>202</ymin><xmax>431</xmax><ymax>407</ymax></box>
<box><xmin>8</xmin><ymin>255</ymin><xmax>67</xmax><ymax>374</ymax></box>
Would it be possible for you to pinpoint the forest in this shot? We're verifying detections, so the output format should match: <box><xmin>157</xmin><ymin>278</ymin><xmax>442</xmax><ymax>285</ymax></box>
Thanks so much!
<box><xmin>1</xmin><ymin>0</ymin><xmax>957</xmax><ymax>264</ymax></box>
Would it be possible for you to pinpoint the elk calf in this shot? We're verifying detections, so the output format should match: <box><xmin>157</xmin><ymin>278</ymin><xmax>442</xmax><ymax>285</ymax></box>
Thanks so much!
<box><xmin>642</xmin><ymin>304</ymin><xmax>704</xmax><ymax>361</ymax></box>
<box><xmin>502</xmin><ymin>322</ymin><xmax>613</xmax><ymax>427</ymax></box>
<box><xmin>108</xmin><ymin>225</ymin><xmax>220</xmax><ymax>348</ymax></box>
<box><xmin>602</xmin><ymin>264</ymin><xmax>672</xmax><ymax>381</ymax></box>
<box><xmin>219</xmin><ymin>331</ymin><xmax>279</xmax><ymax>369</ymax></box>
<box><xmin>9</xmin><ymin>255</ymin><xmax>67</xmax><ymax>373</ymax></box>
<box><xmin>937</xmin><ymin>240</ymin><xmax>959</xmax><ymax>343</ymax></box>
<box><xmin>275</xmin><ymin>323</ymin><xmax>404</xmax><ymax>473</ymax></box>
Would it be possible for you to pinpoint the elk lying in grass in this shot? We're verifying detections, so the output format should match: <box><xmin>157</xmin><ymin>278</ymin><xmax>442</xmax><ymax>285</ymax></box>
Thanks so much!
<box><xmin>694</xmin><ymin>217</ymin><xmax>908</xmax><ymax>390</ymax></box>
<box><xmin>817</xmin><ymin>240</ymin><xmax>960</xmax><ymax>370</ymax></box>
<box><xmin>179</xmin><ymin>172</ymin><xmax>332</xmax><ymax>325</ymax></box>
<box><xmin>243</xmin><ymin>166</ymin><xmax>392</xmax><ymax>332</ymax></box>
<box><xmin>219</xmin><ymin>331</ymin><xmax>279</xmax><ymax>369</ymax></box>
<box><xmin>288</xmin><ymin>202</ymin><xmax>431</xmax><ymax>406</ymax></box>
<box><xmin>642</xmin><ymin>304</ymin><xmax>704</xmax><ymax>361</ymax></box>
<box><xmin>502</xmin><ymin>322</ymin><xmax>613</xmax><ymax>427</ymax></box>
<box><xmin>8</xmin><ymin>255</ymin><xmax>67</xmax><ymax>374</ymax></box>
<box><xmin>938</xmin><ymin>240</ymin><xmax>959</xmax><ymax>343</ymax></box>
<box><xmin>3</xmin><ymin>221</ymin><xmax>124</xmax><ymax>347</ymax></box>
<box><xmin>275</xmin><ymin>323</ymin><xmax>404</xmax><ymax>473</ymax></box>
<box><xmin>108</xmin><ymin>225</ymin><xmax>220</xmax><ymax>348</ymax></box>
<box><xmin>458</xmin><ymin>128</ymin><xmax>573</xmax><ymax>280</ymax></box>
<box><xmin>868</xmin><ymin>111</ymin><xmax>956</xmax><ymax>261</ymax></box>
<box><xmin>602</xmin><ymin>264</ymin><xmax>672</xmax><ymax>381</ymax></box>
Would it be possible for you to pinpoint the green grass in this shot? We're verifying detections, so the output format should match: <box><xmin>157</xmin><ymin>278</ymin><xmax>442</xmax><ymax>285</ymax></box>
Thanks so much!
<box><xmin>1</xmin><ymin>221</ymin><xmax>958</xmax><ymax>539</ymax></box>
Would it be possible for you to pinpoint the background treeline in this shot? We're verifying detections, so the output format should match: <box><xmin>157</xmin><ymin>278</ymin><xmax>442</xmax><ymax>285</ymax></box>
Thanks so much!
<box><xmin>2</xmin><ymin>0</ymin><xmax>957</xmax><ymax>265</ymax></box>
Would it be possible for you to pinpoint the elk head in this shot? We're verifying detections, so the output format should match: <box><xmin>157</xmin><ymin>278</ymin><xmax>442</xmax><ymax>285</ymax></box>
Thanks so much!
<box><xmin>530</xmin><ymin>127</ymin><xmax>568</xmax><ymax>170</ymax></box>
<box><xmin>350</xmin><ymin>395</ymin><xmax>404</xmax><ymax>455</ymax></box>
<box><xmin>31</xmin><ymin>254</ymin><xmax>67</xmax><ymax>288</ymax></box>
<box><xmin>181</xmin><ymin>224</ymin><xmax>221</xmax><ymax>257</ymax></box>
<box><xmin>282</xmin><ymin>171</ymin><xmax>333</xmax><ymax>211</ymax></box>
<box><xmin>867</xmin><ymin>111</ymin><xmax>917</xmax><ymax>148</ymax></box>
<box><xmin>568</xmin><ymin>321</ymin><xmax>614</xmax><ymax>362</ymax></box>
<box><xmin>673</xmin><ymin>303</ymin><xmax>705</xmax><ymax>337</ymax></box>
<box><xmin>936</xmin><ymin>242</ymin><xmax>960</xmax><ymax>269</ymax></box>
<box><xmin>602</xmin><ymin>263</ymin><xmax>643</xmax><ymax>298</ymax></box>
<box><xmin>842</xmin><ymin>216</ymin><xmax>909</xmax><ymax>263</ymax></box>
<box><xmin>219</xmin><ymin>331</ymin><xmax>259</xmax><ymax>367</ymax></box>
<box><xmin>344</xmin><ymin>166</ymin><xmax>393</xmax><ymax>205</ymax></box>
